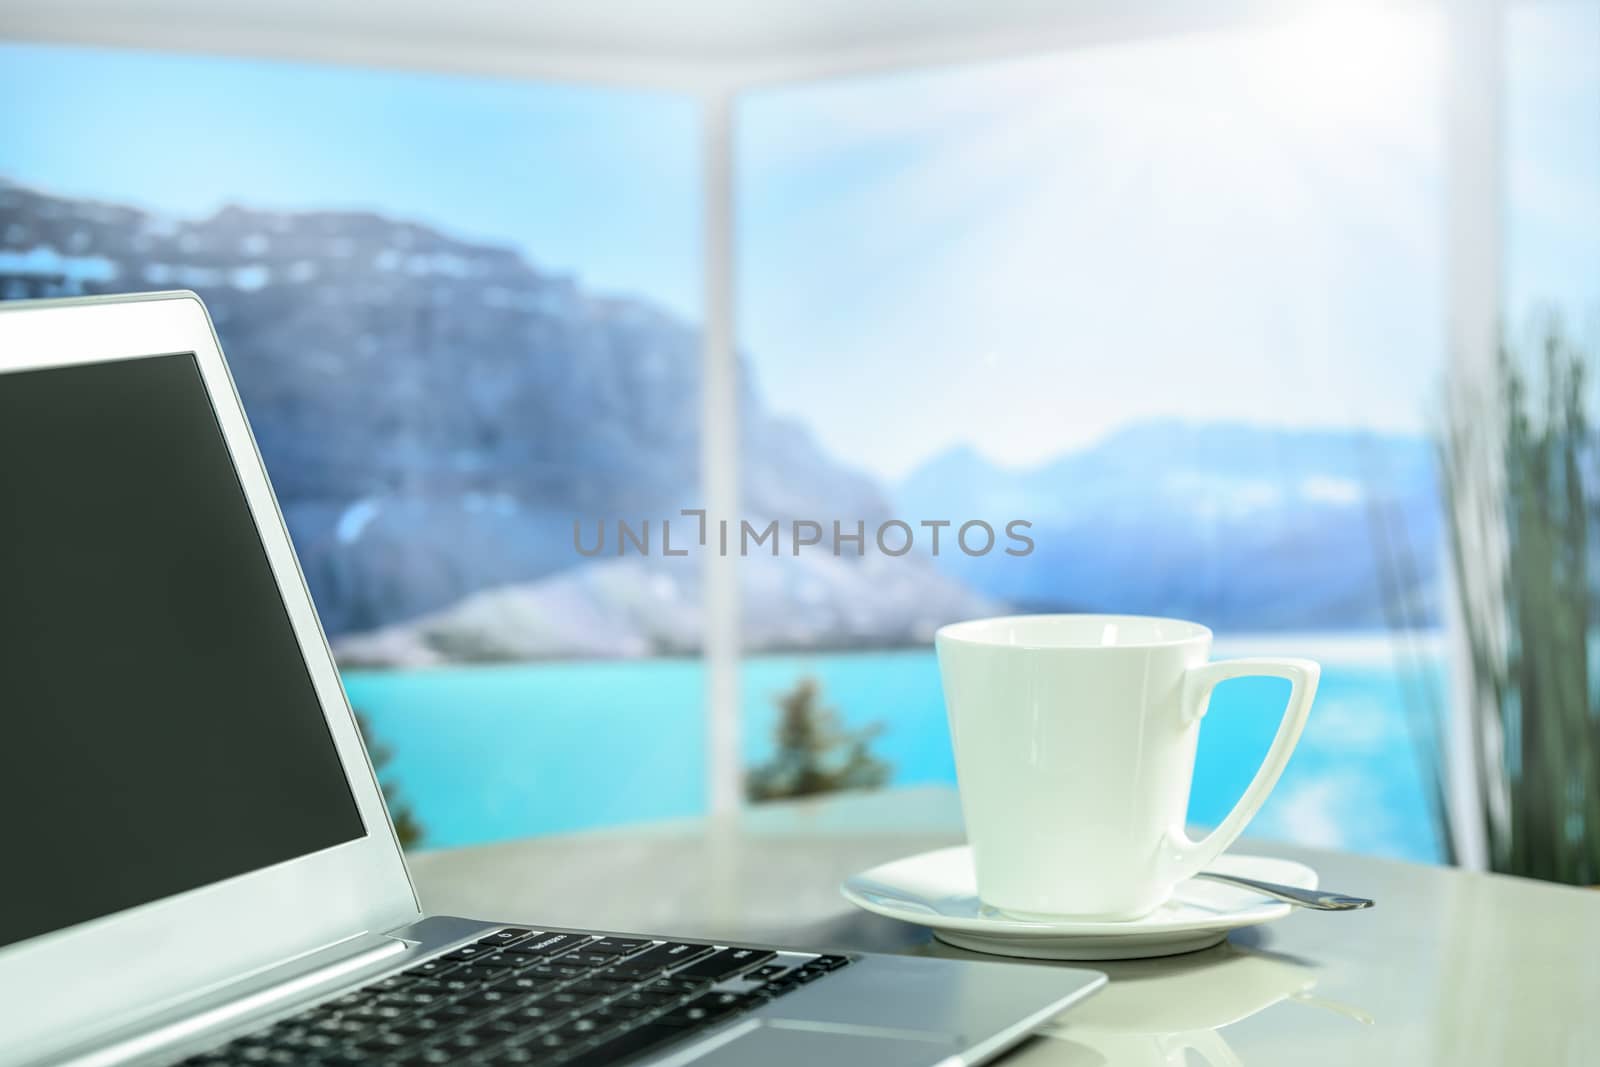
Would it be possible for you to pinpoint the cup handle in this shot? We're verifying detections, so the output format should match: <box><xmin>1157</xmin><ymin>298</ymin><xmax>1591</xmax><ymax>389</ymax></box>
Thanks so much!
<box><xmin>1160</xmin><ymin>657</ymin><xmax>1320</xmax><ymax>884</ymax></box>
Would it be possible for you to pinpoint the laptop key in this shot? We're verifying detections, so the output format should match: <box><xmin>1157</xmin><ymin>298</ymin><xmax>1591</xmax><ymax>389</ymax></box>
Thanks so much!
<box><xmin>504</xmin><ymin>931</ymin><xmax>593</xmax><ymax>958</ymax></box>
<box><xmin>574</xmin><ymin>1003</ymin><xmax>630</xmax><ymax>1025</ymax></box>
<box><xmin>560</xmin><ymin>1022</ymin><xmax>689</xmax><ymax>1067</ymax></box>
<box><xmin>564</xmin><ymin>950</ymin><xmax>636</xmax><ymax>969</ymax></box>
<box><xmin>583</xmin><ymin>937</ymin><xmax>650</xmax><ymax>956</ymax></box>
<box><xmin>443</xmin><ymin>963</ymin><xmax>512</xmax><ymax>985</ymax></box>
<box><xmin>504</xmin><ymin>1001</ymin><xmax>566</xmax><ymax>1026</ymax></box>
<box><xmin>369</xmin><ymin>976</ymin><xmax>414</xmax><ymax>994</ymax></box>
<box><xmin>602</xmin><ymin>942</ymin><xmax>713</xmax><ymax>978</ymax></box>
<box><xmin>669</xmin><ymin>947</ymin><xmax>775</xmax><ymax>983</ymax></box>
<box><xmin>421</xmin><ymin>1002</ymin><xmax>475</xmax><ymax>1024</ymax></box>
<box><xmin>521</xmin><ymin>961</ymin><xmax>589</xmax><ymax>981</ymax></box>
<box><xmin>545</xmin><ymin>988</ymin><xmax>610</xmax><ymax>1010</ymax></box>
<box><xmin>564</xmin><ymin>978</ymin><xmax>626</xmax><ymax>996</ymax></box>
<box><xmin>434</xmin><ymin>1030</ymin><xmax>490</xmax><ymax>1055</ymax></box>
<box><xmin>404</xmin><ymin>977</ymin><xmax>456</xmax><ymax>995</ymax></box>
<box><xmin>355</xmin><ymin>1032</ymin><xmax>410</xmax><ymax>1052</ymax></box>
<box><xmin>493</xmin><ymin>973</ymin><xmax>561</xmax><ymax>995</ymax></box>
<box><xmin>477</xmin><ymin>1048</ymin><xmax>541</xmax><ymax>1065</ymax></box>
<box><xmin>553</xmin><ymin>1014</ymin><xmax>608</xmax><ymax>1039</ymax></box>
<box><xmin>404</xmin><ymin>959</ymin><xmax>459</xmax><ymax>979</ymax></box>
<box><xmin>458</xmin><ymin>988</ymin><xmax>518</xmax><ymax>1011</ymax></box>
<box><xmin>443</xmin><ymin>944</ymin><xmax>496</xmax><ymax>962</ymax></box>
<box><xmin>257</xmin><ymin>1027</ymin><xmax>313</xmax><ymax>1049</ymax></box>
<box><xmin>387</xmin><ymin>1017</ymin><xmax>447</xmax><ymax>1038</ymax></box>
<box><xmin>609</xmin><ymin>988</ymin><xmax>680</xmax><ymax>1012</ymax></box>
<box><xmin>521</xmin><ymin>1028</ymin><xmax>580</xmax><ymax>1055</ymax></box>
<box><xmin>638</xmin><ymin>975</ymin><xmax>710</xmax><ymax>997</ymax></box>
<box><xmin>655</xmin><ymin>992</ymin><xmax>752</xmax><ymax>1027</ymax></box>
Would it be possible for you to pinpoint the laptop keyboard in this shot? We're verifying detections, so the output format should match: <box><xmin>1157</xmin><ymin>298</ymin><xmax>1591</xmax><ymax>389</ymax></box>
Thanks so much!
<box><xmin>179</xmin><ymin>929</ymin><xmax>851</xmax><ymax>1066</ymax></box>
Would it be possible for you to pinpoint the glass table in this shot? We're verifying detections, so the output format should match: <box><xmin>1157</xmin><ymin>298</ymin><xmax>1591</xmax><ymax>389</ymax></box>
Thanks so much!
<box><xmin>409</xmin><ymin>786</ymin><xmax>1600</xmax><ymax>1065</ymax></box>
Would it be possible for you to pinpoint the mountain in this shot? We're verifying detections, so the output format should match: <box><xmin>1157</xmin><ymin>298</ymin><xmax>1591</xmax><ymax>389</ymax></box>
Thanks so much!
<box><xmin>0</xmin><ymin>180</ymin><xmax>926</xmax><ymax>648</ymax></box>
<box><xmin>0</xmin><ymin>180</ymin><xmax>1450</xmax><ymax>650</ymax></box>
<box><xmin>897</xmin><ymin>422</ymin><xmax>1442</xmax><ymax>630</ymax></box>
<box><xmin>333</xmin><ymin>554</ymin><xmax>1002</xmax><ymax>667</ymax></box>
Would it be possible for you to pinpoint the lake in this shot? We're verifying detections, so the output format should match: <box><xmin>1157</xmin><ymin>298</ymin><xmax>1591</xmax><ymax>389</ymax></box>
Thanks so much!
<box><xmin>345</xmin><ymin>636</ymin><xmax>1447</xmax><ymax>863</ymax></box>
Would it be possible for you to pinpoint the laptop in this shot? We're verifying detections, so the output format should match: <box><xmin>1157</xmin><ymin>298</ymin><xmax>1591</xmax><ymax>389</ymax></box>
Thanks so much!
<box><xmin>0</xmin><ymin>292</ymin><xmax>1104</xmax><ymax>1067</ymax></box>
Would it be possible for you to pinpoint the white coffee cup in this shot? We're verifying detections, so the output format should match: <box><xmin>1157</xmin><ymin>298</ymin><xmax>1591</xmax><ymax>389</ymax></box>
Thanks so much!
<box><xmin>935</xmin><ymin>614</ymin><xmax>1318</xmax><ymax>921</ymax></box>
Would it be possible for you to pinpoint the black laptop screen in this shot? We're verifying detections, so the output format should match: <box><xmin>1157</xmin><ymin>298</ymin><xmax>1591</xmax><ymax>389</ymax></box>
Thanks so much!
<box><xmin>0</xmin><ymin>353</ymin><xmax>366</xmax><ymax>951</ymax></box>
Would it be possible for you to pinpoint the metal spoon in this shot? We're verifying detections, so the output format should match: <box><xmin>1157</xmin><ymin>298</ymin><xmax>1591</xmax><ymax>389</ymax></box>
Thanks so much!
<box><xmin>1196</xmin><ymin>871</ymin><xmax>1374</xmax><ymax>911</ymax></box>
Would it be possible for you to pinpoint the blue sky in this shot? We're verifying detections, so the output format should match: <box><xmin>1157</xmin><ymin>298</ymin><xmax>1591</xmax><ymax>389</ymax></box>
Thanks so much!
<box><xmin>738</xmin><ymin>12</ymin><xmax>1447</xmax><ymax>477</ymax></box>
<box><xmin>738</xmin><ymin>5</ymin><xmax>1599</xmax><ymax>478</ymax></box>
<box><xmin>0</xmin><ymin>43</ymin><xmax>701</xmax><ymax>320</ymax></box>
<box><xmin>2</xmin><ymin>13</ymin><xmax>1595</xmax><ymax>483</ymax></box>
<box><xmin>1506</xmin><ymin>1</ymin><xmax>1600</xmax><ymax>332</ymax></box>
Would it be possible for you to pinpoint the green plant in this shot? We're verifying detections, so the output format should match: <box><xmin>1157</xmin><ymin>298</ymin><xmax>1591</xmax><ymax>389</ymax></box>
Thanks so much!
<box><xmin>355</xmin><ymin>710</ymin><xmax>425</xmax><ymax>849</ymax></box>
<box><xmin>745</xmin><ymin>677</ymin><xmax>891</xmax><ymax>802</ymax></box>
<box><xmin>1442</xmin><ymin>320</ymin><xmax>1600</xmax><ymax>884</ymax></box>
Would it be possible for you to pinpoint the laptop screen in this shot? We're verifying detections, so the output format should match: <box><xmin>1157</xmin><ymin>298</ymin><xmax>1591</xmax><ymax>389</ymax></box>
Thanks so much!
<box><xmin>0</xmin><ymin>353</ymin><xmax>366</xmax><ymax>952</ymax></box>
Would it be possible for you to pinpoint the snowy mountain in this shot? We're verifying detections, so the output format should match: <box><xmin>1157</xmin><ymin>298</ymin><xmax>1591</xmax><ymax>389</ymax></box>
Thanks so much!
<box><xmin>0</xmin><ymin>181</ymin><xmax>923</xmax><ymax>652</ymax></box>
<box><xmin>0</xmin><ymin>181</ymin><xmax>1445</xmax><ymax>656</ymax></box>
<box><xmin>896</xmin><ymin>422</ymin><xmax>1441</xmax><ymax>630</ymax></box>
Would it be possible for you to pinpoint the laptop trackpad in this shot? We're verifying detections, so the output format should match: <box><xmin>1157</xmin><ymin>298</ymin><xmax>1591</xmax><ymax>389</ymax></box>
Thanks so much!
<box><xmin>678</xmin><ymin>1019</ymin><xmax>963</xmax><ymax>1066</ymax></box>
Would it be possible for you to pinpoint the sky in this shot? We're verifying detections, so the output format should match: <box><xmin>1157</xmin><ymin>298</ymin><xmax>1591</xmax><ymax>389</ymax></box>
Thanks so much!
<box><xmin>2</xmin><ymin>10</ymin><xmax>1595</xmax><ymax>484</ymax></box>
<box><xmin>737</xmin><ymin>12</ymin><xmax>1452</xmax><ymax>480</ymax></box>
<box><xmin>0</xmin><ymin>43</ymin><xmax>702</xmax><ymax>321</ymax></box>
<box><xmin>1505</xmin><ymin>1</ymin><xmax>1600</xmax><ymax>333</ymax></box>
<box><xmin>739</xmin><ymin>5</ymin><xmax>1600</xmax><ymax>479</ymax></box>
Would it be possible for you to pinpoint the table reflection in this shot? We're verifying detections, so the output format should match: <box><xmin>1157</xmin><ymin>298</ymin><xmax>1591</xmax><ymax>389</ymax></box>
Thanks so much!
<box><xmin>993</xmin><ymin>938</ymin><xmax>1370</xmax><ymax>1065</ymax></box>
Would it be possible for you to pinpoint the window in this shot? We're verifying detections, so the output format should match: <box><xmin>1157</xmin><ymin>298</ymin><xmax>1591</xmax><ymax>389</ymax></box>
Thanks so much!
<box><xmin>6</xmin><ymin>4</ymin><xmax>1594</xmax><ymax>866</ymax></box>
<box><xmin>737</xmin><ymin>12</ymin><xmax>1451</xmax><ymax>861</ymax></box>
<box><xmin>0</xmin><ymin>43</ymin><xmax>703</xmax><ymax>848</ymax></box>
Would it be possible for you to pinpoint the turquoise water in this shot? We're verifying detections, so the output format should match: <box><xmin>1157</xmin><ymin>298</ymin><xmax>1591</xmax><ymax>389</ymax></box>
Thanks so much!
<box><xmin>346</xmin><ymin>648</ymin><xmax>1446</xmax><ymax>863</ymax></box>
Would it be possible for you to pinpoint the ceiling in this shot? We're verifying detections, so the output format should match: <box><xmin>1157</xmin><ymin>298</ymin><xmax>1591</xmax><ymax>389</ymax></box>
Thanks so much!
<box><xmin>0</xmin><ymin>0</ymin><xmax>1383</xmax><ymax>90</ymax></box>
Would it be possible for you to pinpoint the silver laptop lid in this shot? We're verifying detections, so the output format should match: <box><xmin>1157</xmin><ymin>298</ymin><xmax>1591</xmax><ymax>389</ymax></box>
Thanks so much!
<box><xmin>0</xmin><ymin>293</ymin><xmax>419</xmax><ymax>1064</ymax></box>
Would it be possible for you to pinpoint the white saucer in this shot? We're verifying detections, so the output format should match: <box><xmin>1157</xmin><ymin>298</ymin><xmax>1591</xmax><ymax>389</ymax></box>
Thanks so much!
<box><xmin>841</xmin><ymin>846</ymin><xmax>1317</xmax><ymax>960</ymax></box>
